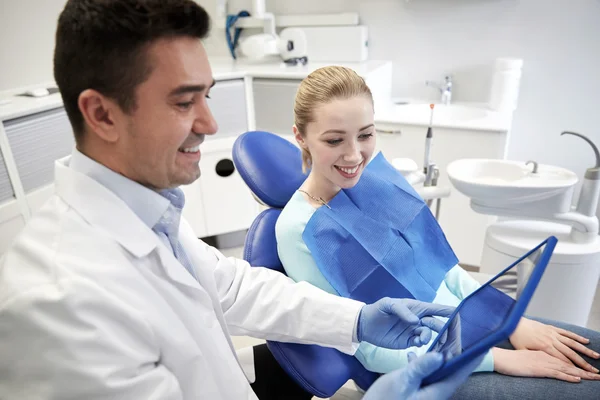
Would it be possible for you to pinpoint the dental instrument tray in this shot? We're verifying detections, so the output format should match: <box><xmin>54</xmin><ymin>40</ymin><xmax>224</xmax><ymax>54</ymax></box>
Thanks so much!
<box><xmin>422</xmin><ymin>236</ymin><xmax>558</xmax><ymax>385</ymax></box>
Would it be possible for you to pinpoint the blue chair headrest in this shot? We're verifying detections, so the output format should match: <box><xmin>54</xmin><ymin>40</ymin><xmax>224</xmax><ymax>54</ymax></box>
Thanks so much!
<box><xmin>233</xmin><ymin>131</ymin><xmax>306</xmax><ymax>208</ymax></box>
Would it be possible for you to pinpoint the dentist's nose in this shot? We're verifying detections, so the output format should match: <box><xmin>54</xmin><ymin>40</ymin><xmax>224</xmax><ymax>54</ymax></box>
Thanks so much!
<box><xmin>193</xmin><ymin>100</ymin><xmax>219</xmax><ymax>136</ymax></box>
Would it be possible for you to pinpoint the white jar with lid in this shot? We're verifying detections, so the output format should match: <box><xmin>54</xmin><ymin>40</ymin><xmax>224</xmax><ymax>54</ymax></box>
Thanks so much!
<box><xmin>489</xmin><ymin>58</ymin><xmax>523</xmax><ymax>112</ymax></box>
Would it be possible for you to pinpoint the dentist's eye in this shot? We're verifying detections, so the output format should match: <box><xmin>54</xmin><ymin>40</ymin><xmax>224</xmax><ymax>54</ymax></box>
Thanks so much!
<box><xmin>177</xmin><ymin>101</ymin><xmax>195</xmax><ymax>110</ymax></box>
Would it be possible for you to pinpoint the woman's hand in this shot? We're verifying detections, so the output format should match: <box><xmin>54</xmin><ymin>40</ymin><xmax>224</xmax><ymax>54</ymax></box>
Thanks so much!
<box><xmin>493</xmin><ymin>348</ymin><xmax>600</xmax><ymax>382</ymax></box>
<box><xmin>509</xmin><ymin>318</ymin><xmax>600</xmax><ymax>373</ymax></box>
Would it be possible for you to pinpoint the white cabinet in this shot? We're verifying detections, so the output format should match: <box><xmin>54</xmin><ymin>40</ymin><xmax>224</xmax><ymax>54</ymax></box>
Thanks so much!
<box><xmin>206</xmin><ymin>79</ymin><xmax>249</xmax><ymax>141</ymax></box>
<box><xmin>376</xmin><ymin>126</ymin><xmax>507</xmax><ymax>267</ymax></box>
<box><xmin>180</xmin><ymin>177</ymin><xmax>208</xmax><ymax>239</ymax></box>
<box><xmin>180</xmin><ymin>142</ymin><xmax>260</xmax><ymax>239</ymax></box>
<box><xmin>0</xmin><ymin>107</ymin><xmax>73</xmax><ymax>254</ymax></box>
<box><xmin>180</xmin><ymin>79</ymin><xmax>258</xmax><ymax>239</ymax></box>
<box><xmin>200</xmin><ymin>147</ymin><xmax>259</xmax><ymax>236</ymax></box>
<box><xmin>253</xmin><ymin>78</ymin><xmax>299</xmax><ymax>136</ymax></box>
<box><xmin>3</xmin><ymin>107</ymin><xmax>74</xmax><ymax>195</ymax></box>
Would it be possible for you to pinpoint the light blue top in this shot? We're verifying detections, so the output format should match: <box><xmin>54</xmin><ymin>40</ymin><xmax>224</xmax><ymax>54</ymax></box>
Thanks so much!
<box><xmin>275</xmin><ymin>191</ymin><xmax>494</xmax><ymax>373</ymax></box>
<box><xmin>69</xmin><ymin>149</ymin><xmax>197</xmax><ymax>279</ymax></box>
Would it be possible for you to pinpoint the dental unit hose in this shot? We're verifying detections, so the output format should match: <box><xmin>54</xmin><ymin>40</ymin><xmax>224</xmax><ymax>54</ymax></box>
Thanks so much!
<box><xmin>226</xmin><ymin>10</ymin><xmax>251</xmax><ymax>60</ymax></box>
<box><xmin>424</xmin><ymin>104</ymin><xmax>435</xmax><ymax>183</ymax></box>
<box><xmin>561</xmin><ymin>131</ymin><xmax>600</xmax><ymax>218</ymax></box>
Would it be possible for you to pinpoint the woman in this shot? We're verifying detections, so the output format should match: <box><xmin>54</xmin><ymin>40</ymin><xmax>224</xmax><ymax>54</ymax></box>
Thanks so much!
<box><xmin>275</xmin><ymin>65</ymin><xmax>600</xmax><ymax>398</ymax></box>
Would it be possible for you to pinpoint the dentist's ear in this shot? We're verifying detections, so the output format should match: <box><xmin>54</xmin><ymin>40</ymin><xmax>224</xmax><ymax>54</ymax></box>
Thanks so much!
<box><xmin>292</xmin><ymin>125</ymin><xmax>307</xmax><ymax>149</ymax></box>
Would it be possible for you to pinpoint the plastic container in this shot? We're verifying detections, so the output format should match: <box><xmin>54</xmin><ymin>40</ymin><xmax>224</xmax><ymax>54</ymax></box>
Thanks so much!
<box><xmin>252</xmin><ymin>0</ymin><xmax>265</xmax><ymax>18</ymax></box>
<box><xmin>488</xmin><ymin>58</ymin><xmax>523</xmax><ymax>112</ymax></box>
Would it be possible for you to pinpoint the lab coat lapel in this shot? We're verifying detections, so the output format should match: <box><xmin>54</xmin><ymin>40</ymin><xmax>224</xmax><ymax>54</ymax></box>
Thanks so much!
<box><xmin>55</xmin><ymin>157</ymin><xmax>238</xmax><ymax>355</ymax></box>
<box><xmin>178</xmin><ymin>221</ymin><xmax>238</xmax><ymax>354</ymax></box>
<box><xmin>55</xmin><ymin>157</ymin><xmax>208</xmax><ymax>293</ymax></box>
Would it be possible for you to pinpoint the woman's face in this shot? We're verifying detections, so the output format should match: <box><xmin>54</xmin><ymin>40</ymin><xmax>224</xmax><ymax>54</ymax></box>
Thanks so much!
<box><xmin>295</xmin><ymin>95</ymin><xmax>376</xmax><ymax>191</ymax></box>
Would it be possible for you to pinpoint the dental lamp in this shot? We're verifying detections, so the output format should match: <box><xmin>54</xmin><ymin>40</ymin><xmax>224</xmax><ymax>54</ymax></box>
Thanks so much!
<box><xmin>239</xmin><ymin>27</ymin><xmax>308</xmax><ymax>64</ymax></box>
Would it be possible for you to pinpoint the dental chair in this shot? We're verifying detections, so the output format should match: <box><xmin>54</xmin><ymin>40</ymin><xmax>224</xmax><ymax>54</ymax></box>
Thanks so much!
<box><xmin>232</xmin><ymin>131</ymin><xmax>379</xmax><ymax>398</ymax></box>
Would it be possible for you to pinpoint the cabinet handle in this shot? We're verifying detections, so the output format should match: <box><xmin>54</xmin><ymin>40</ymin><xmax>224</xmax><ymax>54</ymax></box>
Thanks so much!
<box><xmin>376</xmin><ymin>128</ymin><xmax>402</xmax><ymax>135</ymax></box>
<box><xmin>215</xmin><ymin>159</ymin><xmax>235</xmax><ymax>177</ymax></box>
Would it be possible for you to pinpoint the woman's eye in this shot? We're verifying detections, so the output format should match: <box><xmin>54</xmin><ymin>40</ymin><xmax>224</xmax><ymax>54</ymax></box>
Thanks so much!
<box><xmin>326</xmin><ymin>139</ymin><xmax>343</xmax><ymax>145</ymax></box>
<box><xmin>359</xmin><ymin>133</ymin><xmax>374</xmax><ymax>140</ymax></box>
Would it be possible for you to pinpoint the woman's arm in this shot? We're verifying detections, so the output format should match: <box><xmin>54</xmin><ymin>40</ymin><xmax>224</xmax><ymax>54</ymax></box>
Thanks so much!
<box><xmin>443</xmin><ymin>265</ymin><xmax>482</xmax><ymax>300</ymax></box>
<box><xmin>356</xmin><ymin>341</ymin><xmax>494</xmax><ymax>374</ymax></box>
<box><xmin>276</xmin><ymin>215</ymin><xmax>495</xmax><ymax>373</ymax></box>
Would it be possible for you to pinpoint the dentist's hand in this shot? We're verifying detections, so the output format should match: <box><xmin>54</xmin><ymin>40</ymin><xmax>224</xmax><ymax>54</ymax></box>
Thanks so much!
<box><xmin>357</xmin><ymin>298</ymin><xmax>456</xmax><ymax>349</ymax></box>
<box><xmin>363</xmin><ymin>351</ymin><xmax>484</xmax><ymax>400</ymax></box>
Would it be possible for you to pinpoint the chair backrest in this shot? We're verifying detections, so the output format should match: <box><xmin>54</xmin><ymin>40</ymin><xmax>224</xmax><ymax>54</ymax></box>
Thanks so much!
<box><xmin>233</xmin><ymin>130</ymin><xmax>306</xmax><ymax>209</ymax></box>
<box><xmin>232</xmin><ymin>131</ymin><xmax>306</xmax><ymax>273</ymax></box>
<box><xmin>232</xmin><ymin>131</ymin><xmax>379</xmax><ymax>397</ymax></box>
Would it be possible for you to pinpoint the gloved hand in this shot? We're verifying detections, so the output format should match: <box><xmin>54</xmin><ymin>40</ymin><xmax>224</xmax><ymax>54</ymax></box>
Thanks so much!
<box><xmin>429</xmin><ymin>311</ymin><xmax>462</xmax><ymax>361</ymax></box>
<box><xmin>362</xmin><ymin>351</ymin><xmax>484</xmax><ymax>400</ymax></box>
<box><xmin>357</xmin><ymin>298</ymin><xmax>455</xmax><ymax>350</ymax></box>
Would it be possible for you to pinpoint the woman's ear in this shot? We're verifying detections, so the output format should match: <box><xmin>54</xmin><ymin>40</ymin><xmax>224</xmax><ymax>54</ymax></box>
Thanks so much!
<box><xmin>293</xmin><ymin>125</ymin><xmax>307</xmax><ymax>149</ymax></box>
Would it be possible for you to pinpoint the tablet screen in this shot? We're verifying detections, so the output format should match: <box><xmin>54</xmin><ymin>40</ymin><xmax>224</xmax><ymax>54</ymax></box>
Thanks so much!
<box><xmin>428</xmin><ymin>244</ymin><xmax>545</xmax><ymax>359</ymax></box>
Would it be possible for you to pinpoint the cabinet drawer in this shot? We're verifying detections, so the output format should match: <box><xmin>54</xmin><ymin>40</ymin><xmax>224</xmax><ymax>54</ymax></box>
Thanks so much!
<box><xmin>253</xmin><ymin>79</ymin><xmax>300</xmax><ymax>136</ymax></box>
<box><xmin>206</xmin><ymin>79</ymin><xmax>248</xmax><ymax>140</ymax></box>
<box><xmin>3</xmin><ymin>107</ymin><xmax>74</xmax><ymax>194</ymax></box>
<box><xmin>0</xmin><ymin>142</ymin><xmax>14</xmax><ymax>204</ymax></box>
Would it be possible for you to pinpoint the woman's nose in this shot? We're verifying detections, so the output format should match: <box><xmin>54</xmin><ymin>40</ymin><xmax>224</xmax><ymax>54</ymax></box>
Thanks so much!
<box><xmin>343</xmin><ymin>143</ymin><xmax>362</xmax><ymax>163</ymax></box>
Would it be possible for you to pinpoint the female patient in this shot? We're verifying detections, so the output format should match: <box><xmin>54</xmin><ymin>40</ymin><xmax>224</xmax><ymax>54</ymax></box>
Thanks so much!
<box><xmin>275</xmin><ymin>65</ymin><xmax>600</xmax><ymax>397</ymax></box>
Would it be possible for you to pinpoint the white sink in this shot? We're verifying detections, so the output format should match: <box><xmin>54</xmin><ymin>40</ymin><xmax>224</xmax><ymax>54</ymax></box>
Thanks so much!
<box><xmin>394</xmin><ymin>103</ymin><xmax>490</xmax><ymax>122</ymax></box>
<box><xmin>447</xmin><ymin>159</ymin><xmax>579</xmax><ymax>209</ymax></box>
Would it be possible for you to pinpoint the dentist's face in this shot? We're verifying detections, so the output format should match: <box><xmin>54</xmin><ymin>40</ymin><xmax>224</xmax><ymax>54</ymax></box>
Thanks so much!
<box><xmin>112</xmin><ymin>37</ymin><xmax>218</xmax><ymax>190</ymax></box>
<box><xmin>298</xmin><ymin>96</ymin><xmax>376</xmax><ymax>190</ymax></box>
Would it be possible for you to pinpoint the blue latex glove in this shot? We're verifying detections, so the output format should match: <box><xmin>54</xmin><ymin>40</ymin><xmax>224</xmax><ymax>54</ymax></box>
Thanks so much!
<box><xmin>362</xmin><ymin>351</ymin><xmax>485</xmax><ymax>400</ymax></box>
<box><xmin>428</xmin><ymin>311</ymin><xmax>462</xmax><ymax>361</ymax></box>
<box><xmin>357</xmin><ymin>298</ymin><xmax>455</xmax><ymax>349</ymax></box>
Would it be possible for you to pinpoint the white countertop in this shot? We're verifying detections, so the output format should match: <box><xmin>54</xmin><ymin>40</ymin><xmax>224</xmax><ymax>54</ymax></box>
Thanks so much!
<box><xmin>374</xmin><ymin>101</ymin><xmax>512</xmax><ymax>133</ymax></box>
<box><xmin>209</xmin><ymin>57</ymin><xmax>392</xmax><ymax>80</ymax></box>
<box><xmin>0</xmin><ymin>58</ymin><xmax>511</xmax><ymax>132</ymax></box>
<box><xmin>0</xmin><ymin>58</ymin><xmax>391</xmax><ymax>122</ymax></box>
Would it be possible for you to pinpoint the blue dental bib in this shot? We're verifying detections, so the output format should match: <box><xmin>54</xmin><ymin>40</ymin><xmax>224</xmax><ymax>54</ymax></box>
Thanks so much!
<box><xmin>303</xmin><ymin>152</ymin><xmax>457</xmax><ymax>304</ymax></box>
<box><xmin>302</xmin><ymin>152</ymin><xmax>514</xmax><ymax>349</ymax></box>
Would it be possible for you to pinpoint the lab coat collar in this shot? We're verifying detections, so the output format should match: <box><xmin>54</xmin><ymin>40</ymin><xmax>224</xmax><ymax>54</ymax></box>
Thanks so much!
<box><xmin>55</xmin><ymin>156</ymin><xmax>215</xmax><ymax>295</ymax></box>
<box><xmin>54</xmin><ymin>156</ymin><xmax>160</xmax><ymax>258</ymax></box>
<box><xmin>69</xmin><ymin>148</ymin><xmax>170</xmax><ymax>229</ymax></box>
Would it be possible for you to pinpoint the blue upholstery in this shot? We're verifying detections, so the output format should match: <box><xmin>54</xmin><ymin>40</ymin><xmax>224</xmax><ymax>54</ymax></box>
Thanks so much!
<box><xmin>232</xmin><ymin>131</ymin><xmax>379</xmax><ymax>397</ymax></box>
<box><xmin>233</xmin><ymin>130</ymin><xmax>306</xmax><ymax>208</ymax></box>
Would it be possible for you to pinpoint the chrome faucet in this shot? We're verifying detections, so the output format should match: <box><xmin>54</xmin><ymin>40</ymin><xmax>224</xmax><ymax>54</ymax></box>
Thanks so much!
<box><xmin>426</xmin><ymin>75</ymin><xmax>452</xmax><ymax>105</ymax></box>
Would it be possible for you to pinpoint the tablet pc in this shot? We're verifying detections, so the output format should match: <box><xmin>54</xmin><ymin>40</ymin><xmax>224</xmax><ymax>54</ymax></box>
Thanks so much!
<box><xmin>422</xmin><ymin>235</ymin><xmax>558</xmax><ymax>385</ymax></box>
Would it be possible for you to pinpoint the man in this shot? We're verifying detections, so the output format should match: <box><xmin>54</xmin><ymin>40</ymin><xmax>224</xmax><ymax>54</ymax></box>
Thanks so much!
<box><xmin>0</xmin><ymin>1</ymin><xmax>479</xmax><ymax>398</ymax></box>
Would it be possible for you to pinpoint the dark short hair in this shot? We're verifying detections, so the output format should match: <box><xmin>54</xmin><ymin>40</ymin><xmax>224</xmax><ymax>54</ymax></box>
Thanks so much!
<box><xmin>53</xmin><ymin>0</ymin><xmax>211</xmax><ymax>142</ymax></box>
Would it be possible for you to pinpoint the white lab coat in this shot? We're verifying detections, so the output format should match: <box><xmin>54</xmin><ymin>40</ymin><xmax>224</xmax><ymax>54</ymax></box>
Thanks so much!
<box><xmin>0</xmin><ymin>157</ymin><xmax>363</xmax><ymax>400</ymax></box>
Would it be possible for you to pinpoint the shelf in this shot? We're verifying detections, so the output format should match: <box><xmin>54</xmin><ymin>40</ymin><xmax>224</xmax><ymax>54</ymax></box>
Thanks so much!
<box><xmin>215</xmin><ymin>12</ymin><xmax>359</xmax><ymax>29</ymax></box>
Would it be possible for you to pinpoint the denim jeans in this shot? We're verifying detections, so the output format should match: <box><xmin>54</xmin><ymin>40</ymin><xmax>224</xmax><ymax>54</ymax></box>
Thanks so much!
<box><xmin>451</xmin><ymin>317</ymin><xmax>600</xmax><ymax>400</ymax></box>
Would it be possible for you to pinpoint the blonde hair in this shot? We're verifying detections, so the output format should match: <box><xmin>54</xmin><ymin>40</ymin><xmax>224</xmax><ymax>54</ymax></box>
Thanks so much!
<box><xmin>294</xmin><ymin>66</ymin><xmax>374</xmax><ymax>173</ymax></box>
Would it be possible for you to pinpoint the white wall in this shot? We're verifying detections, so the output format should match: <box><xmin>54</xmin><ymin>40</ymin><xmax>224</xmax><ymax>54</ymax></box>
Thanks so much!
<box><xmin>202</xmin><ymin>0</ymin><xmax>600</xmax><ymax>208</ymax></box>
<box><xmin>2</xmin><ymin>0</ymin><xmax>599</xmax><ymax>205</ymax></box>
<box><xmin>0</xmin><ymin>0</ymin><xmax>67</xmax><ymax>91</ymax></box>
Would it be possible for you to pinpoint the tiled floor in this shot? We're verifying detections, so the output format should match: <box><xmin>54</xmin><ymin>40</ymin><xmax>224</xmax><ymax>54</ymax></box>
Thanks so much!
<box><xmin>220</xmin><ymin>245</ymin><xmax>600</xmax><ymax>399</ymax></box>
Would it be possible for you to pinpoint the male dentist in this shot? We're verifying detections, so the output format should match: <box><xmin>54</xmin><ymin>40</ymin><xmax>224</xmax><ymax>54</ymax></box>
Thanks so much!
<box><xmin>0</xmin><ymin>1</ymin><xmax>478</xmax><ymax>399</ymax></box>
